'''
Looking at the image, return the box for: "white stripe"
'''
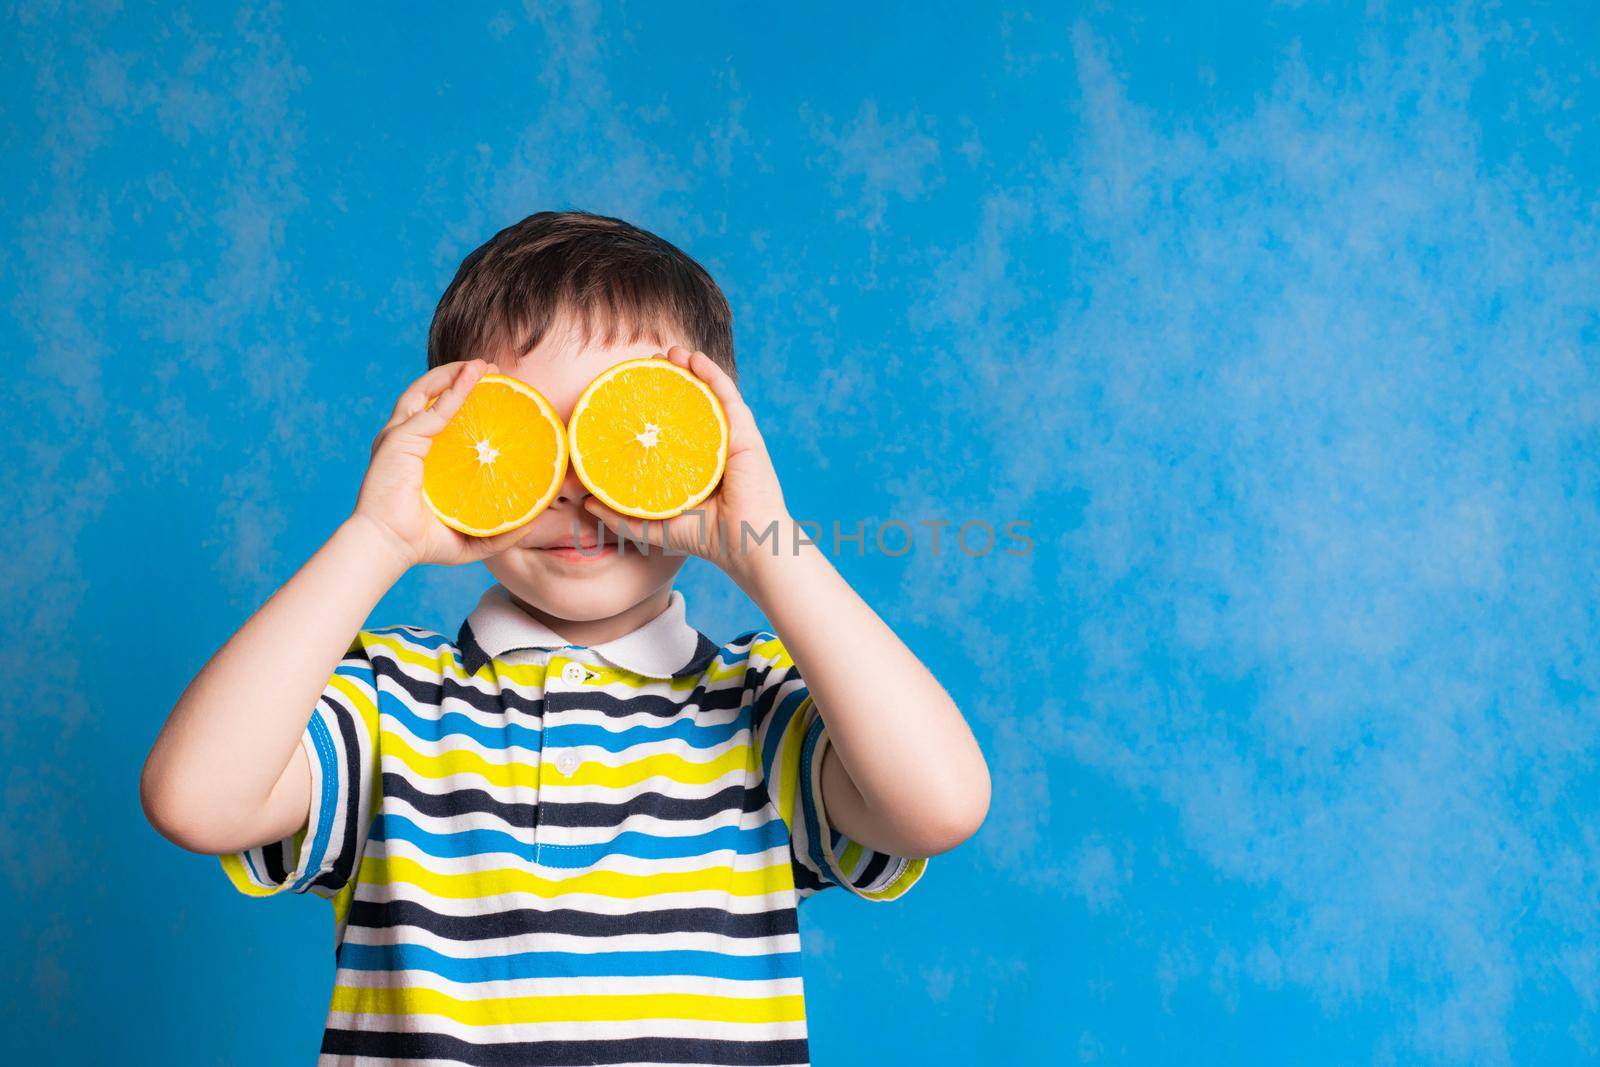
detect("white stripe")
[339,919,802,960]
[322,1007,810,1047]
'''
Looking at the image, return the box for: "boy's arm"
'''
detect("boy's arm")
[581,346,991,861]
[140,514,412,855]
[730,540,991,859]
[141,357,532,857]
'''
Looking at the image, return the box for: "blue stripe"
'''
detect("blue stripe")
[372,813,788,867]
[378,691,542,749]
[242,847,265,886]
[290,712,342,892]
[338,941,801,982]
[543,719,745,753]
[374,689,744,754]
[758,685,810,786]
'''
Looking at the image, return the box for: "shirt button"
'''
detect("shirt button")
[556,752,578,774]
[561,663,587,685]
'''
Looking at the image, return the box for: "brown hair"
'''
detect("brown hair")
[427,210,735,380]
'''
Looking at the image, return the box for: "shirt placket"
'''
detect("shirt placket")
[535,650,597,864]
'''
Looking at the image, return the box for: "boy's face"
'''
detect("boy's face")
[479,312,690,626]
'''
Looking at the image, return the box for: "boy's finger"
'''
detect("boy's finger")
[385,360,476,432]
[402,359,486,437]
[582,499,669,551]
[479,518,540,551]
[686,350,755,434]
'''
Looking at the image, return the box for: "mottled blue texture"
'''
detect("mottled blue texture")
[4,3,1598,1064]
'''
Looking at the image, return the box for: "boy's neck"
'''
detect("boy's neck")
[505,584,676,649]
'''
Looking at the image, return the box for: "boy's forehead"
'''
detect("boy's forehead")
[489,316,683,415]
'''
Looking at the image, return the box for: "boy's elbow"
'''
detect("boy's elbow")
[946,757,992,847]
[941,790,992,852]
[918,718,991,855]
[915,774,991,856]
[140,758,223,854]
[140,760,189,848]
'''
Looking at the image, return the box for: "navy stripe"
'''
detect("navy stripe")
[373,651,540,718]
[311,690,367,894]
[798,714,835,888]
[559,688,743,720]
[544,781,770,828]
[261,837,288,885]
[345,896,798,942]
[383,772,539,831]
[322,1027,809,1067]
[855,848,891,889]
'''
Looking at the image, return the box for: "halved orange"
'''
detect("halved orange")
[567,357,728,519]
[422,373,568,536]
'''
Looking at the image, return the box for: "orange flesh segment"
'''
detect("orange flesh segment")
[571,360,726,518]
[422,375,567,536]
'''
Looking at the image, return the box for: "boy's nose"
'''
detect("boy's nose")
[553,466,589,507]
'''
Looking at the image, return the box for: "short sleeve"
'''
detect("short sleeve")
[746,633,929,903]
[217,632,382,901]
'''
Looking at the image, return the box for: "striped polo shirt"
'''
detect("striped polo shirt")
[219,582,928,1066]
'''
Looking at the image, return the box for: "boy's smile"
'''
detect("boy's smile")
[478,310,691,645]
[529,521,618,562]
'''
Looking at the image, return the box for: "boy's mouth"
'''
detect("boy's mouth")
[533,526,619,561]
[538,541,618,562]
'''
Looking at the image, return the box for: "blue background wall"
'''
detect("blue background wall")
[5,2,1599,1063]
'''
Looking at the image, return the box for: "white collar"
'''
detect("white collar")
[456,583,716,680]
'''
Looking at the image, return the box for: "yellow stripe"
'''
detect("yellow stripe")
[359,854,794,901]
[377,728,752,791]
[330,985,805,1026]
[361,629,457,676]
[217,819,310,896]
[772,696,813,833]
[750,636,792,669]
[218,853,276,897]
[863,856,928,900]
[332,880,357,929]
[703,657,747,685]
[379,729,537,790]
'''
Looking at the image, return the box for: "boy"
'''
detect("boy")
[142,210,991,1066]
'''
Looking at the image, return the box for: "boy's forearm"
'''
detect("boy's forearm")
[729,533,990,856]
[142,513,412,846]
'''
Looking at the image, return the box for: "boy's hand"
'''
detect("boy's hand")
[352,358,541,569]
[582,346,791,581]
